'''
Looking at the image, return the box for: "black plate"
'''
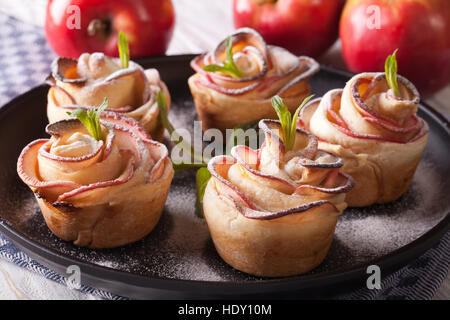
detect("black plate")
[0,55,449,299]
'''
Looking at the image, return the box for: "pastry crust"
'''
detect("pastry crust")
[188,28,319,133]
[203,120,353,277]
[17,112,174,248]
[299,73,428,207]
[46,53,171,141]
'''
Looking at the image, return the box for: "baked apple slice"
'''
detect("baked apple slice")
[202,96,353,277]
[189,28,319,133]
[46,32,170,141]
[299,51,428,206]
[17,102,173,248]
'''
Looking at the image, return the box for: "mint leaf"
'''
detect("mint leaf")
[118,31,130,69]
[203,36,244,79]
[271,95,293,149]
[203,64,241,78]
[157,91,175,135]
[290,94,314,144]
[385,49,401,98]
[67,98,108,141]
[94,97,108,140]
[195,167,211,218]
[271,95,314,151]
[157,91,208,170]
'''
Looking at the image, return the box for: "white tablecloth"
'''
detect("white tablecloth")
[0,0,448,300]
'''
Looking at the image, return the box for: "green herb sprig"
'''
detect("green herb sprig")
[118,31,130,69]
[157,91,212,217]
[67,98,108,141]
[157,91,208,172]
[271,95,314,151]
[203,36,244,79]
[385,49,401,98]
[195,167,211,218]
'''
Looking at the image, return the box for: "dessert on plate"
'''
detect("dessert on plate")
[17,104,174,248]
[202,96,353,277]
[46,51,170,141]
[188,28,319,133]
[299,52,428,207]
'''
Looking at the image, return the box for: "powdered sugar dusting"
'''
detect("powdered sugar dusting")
[318,156,449,270]
[337,158,445,257]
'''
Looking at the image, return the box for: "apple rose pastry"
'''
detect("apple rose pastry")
[203,116,353,277]
[188,28,319,133]
[17,109,174,248]
[46,52,170,141]
[299,53,428,207]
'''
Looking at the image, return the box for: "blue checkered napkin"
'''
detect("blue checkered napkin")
[1,229,449,300]
[0,13,449,300]
[0,233,126,300]
[338,231,450,300]
[0,14,55,106]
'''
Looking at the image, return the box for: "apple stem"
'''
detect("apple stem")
[255,0,277,4]
[87,19,111,37]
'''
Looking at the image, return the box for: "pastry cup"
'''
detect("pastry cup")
[203,120,353,277]
[17,112,174,248]
[188,28,319,133]
[46,53,171,141]
[299,73,428,207]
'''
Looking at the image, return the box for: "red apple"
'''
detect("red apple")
[340,0,450,95]
[45,0,175,58]
[233,0,345,58]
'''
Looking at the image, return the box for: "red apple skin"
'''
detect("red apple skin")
[45,0,175,58]
[233,0,345,58]
[340,0,450,95]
